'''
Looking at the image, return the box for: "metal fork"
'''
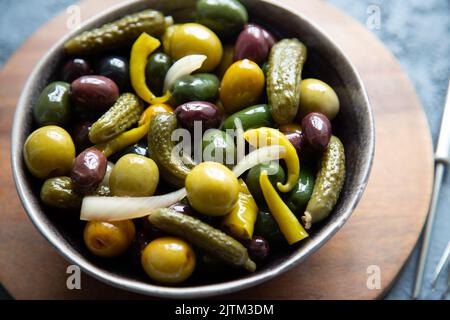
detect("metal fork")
[431,242,450,299]
[413,79,450,299]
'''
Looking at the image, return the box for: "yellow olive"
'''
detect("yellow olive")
[298,78,340,120]
[163,23,223,72]
[219,59,265,114]
[109,154,159,197]
[23,125,75,179]
[141,236,196,284]
[84,220,135,258]
[186,162,239,216]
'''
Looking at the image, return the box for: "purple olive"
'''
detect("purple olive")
[301,112,332,151]
[261,27,276,48]
[174,101,224,133]
[71,148,107,195]
[279,125,304,153]
[71,121,93,154]
[284,132,304,153]
[246,236,270,262]
[61,58,92,83]
[234,23,276,65]
[70,75,119,112]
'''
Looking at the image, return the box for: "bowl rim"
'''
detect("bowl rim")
[11,0,375,298]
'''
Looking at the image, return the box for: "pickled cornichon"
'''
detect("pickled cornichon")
[222,104,273,131]
[302,136,345,229]
[148,112,195,187]
[148,208,256,272]
[267,39,307,125]
[94,103,168,157]
[171,73,220,105]
[64,9,169,55]
[89,93,143,144]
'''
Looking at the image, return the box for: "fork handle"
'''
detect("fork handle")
[435,79,450,165]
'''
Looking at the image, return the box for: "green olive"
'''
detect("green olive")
[146,52,172,96]
[84,220,136,258]
[299,78,340,120]
[141,236,196,284]
[109,154,159,197]
[171,73,219,105]
[284,166,315,214]
[186,162,239,216]
[201,129,236,167]
[23,126,75,179]
[222,104,273,131]
[245,161,286,205]
[40,176,82,210]
[163,23,223,72]
[196,0,248,36]
[254,209,284,246]
[33,81,71,126]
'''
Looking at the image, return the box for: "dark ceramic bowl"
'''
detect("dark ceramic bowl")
[11,0,374,298]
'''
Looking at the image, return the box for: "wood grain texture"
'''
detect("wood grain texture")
[0,0,434,299]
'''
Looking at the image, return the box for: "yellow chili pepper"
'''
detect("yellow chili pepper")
[96,104,174,157]
[222,179,258,241]
[95,124,149,158]
[259,170,308,245]
[243,127,300,193]
[130,33,171,105]
[139,103,173,126]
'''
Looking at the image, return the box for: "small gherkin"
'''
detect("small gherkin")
[148,112,195,188]
[89,93,143,144]
[64,9,168,55]
[149,208,257,272]
[267,38,307,125]
[302,135,346,229]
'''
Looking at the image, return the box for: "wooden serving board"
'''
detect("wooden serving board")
[0,0,434,299]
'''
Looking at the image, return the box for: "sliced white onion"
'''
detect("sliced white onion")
[163,54,207,92]
[80,188,187,221]
[99,161,114,188]
[81,137,285,221]
[232,145,286,177]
